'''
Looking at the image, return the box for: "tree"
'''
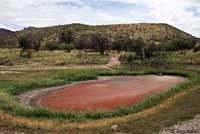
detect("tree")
[112,36,125,53]
[130,38,158,59]
[59,29,74,44]
[74,34,90,50]
[59,29,75,52]
[17,34,32,57]
[165,39,196,52]
[90,33,109,55]
[112,35,134,53]
[144,41,158,58]
[31,32,43,52]
[132,38,146,59]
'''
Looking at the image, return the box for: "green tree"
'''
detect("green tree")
[59,29,75,52]
[165,39,196,52]
[112,40,123,53]
[132,38,146,59]
[74,34,90,50]
[145,41,158,58]
[112,35,137,52]
[31,32,43,52]
[90,33,109,55]
[17,34,32,58]
[59,29,74,44]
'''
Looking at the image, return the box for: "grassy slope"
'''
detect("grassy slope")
[1,48,200,67]
[168,51,200,65]
[0,49,110,66]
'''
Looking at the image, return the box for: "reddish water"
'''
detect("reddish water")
[37,75,185,112]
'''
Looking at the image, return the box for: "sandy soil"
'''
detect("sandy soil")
[106,54,121,68]
[21,75,185,112]
[159,115,200,134]
[0,71,21,74]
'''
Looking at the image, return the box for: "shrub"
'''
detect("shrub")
[165,39,196,52]
[59,43,75,52]
[90,33,110,55]
[44,41,60,51]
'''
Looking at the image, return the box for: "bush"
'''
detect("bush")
[150,56,171,69]
[120,52,172,70]
[45,41,60,51]
[120,53,143,70]
[165,39,196,51]
[44,42,75,51]
[59,43,75,52]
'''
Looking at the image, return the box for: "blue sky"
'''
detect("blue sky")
[0,0,200,37]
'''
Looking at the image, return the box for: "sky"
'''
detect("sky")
[0,0,200,37]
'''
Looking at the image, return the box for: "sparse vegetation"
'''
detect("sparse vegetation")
[0,23,198,51]
[0,49,110,66]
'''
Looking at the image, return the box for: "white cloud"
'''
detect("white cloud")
[0,24,15,31]
[0,0,200,37]
[95,0,200,37]
[144,0,200,37]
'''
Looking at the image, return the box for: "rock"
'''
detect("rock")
[159,115,200,134]
[0,59,14,66]
[111,125,119,132]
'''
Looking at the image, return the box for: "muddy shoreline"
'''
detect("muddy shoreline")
[17,75,186,112]
[17,76,114,107]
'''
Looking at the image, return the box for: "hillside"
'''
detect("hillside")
[0,23,198,47]
[0,28,14,36]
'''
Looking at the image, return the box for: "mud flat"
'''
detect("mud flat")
[18,75,185,112]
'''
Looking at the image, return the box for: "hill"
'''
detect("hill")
[0,23,198,48]
[0,28,15,36]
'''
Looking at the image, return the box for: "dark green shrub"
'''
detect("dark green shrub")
[59,43,75,52]
[45,41,60,51]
